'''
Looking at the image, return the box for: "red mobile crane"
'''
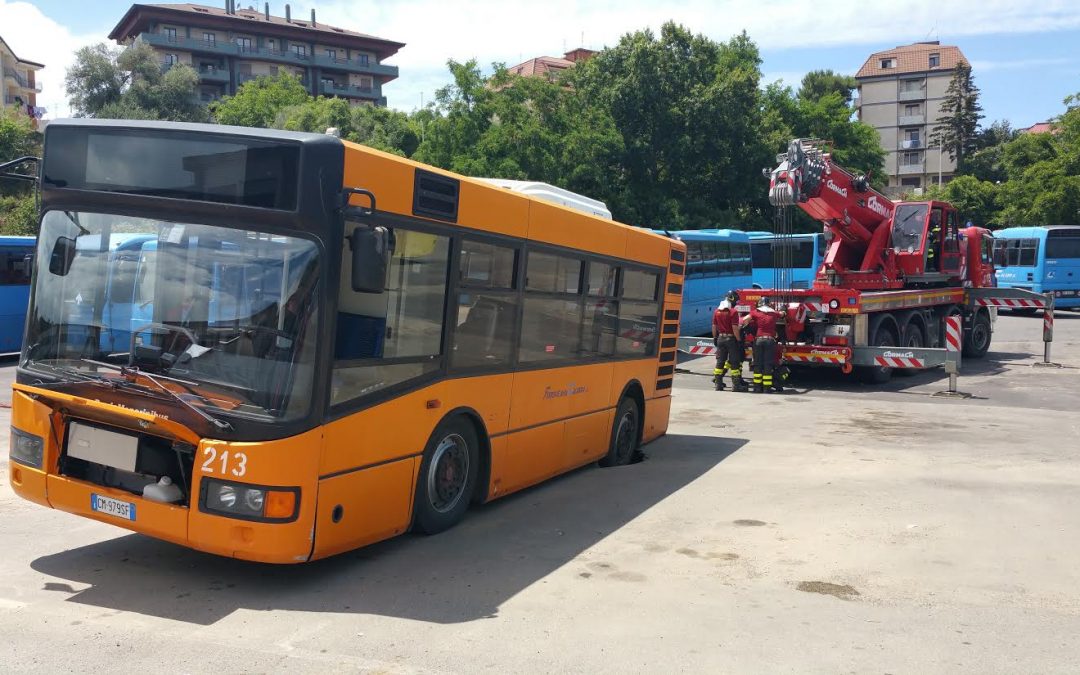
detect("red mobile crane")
[738,139,1002,382]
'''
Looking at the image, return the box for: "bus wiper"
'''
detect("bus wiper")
[81,359,234,432]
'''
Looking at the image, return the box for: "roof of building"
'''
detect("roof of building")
[855,41,966,79]
[508,55,575,78]
[0,34,45,68]
[108,3,405,58]
[1021,122,1055,134]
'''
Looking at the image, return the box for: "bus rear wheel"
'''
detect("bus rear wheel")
[414,417,480,535]
[600,397,641,467]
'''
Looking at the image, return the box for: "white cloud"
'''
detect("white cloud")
[313,0,1080,110]
[0,0,105,119]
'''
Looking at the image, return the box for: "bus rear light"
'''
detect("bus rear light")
[10,428,44,469]
[200,478,299,523]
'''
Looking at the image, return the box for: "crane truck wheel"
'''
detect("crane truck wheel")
[861,315,900,384]
[897,318,926,377]
[963,310,992,358]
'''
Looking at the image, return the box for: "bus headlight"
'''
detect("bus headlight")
[200,478,298,522]
[10,428,44,468]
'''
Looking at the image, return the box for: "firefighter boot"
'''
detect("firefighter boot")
[762,374,775,393]
[713,368,726,391]
[752,373,764,393]
[732,374,749,392]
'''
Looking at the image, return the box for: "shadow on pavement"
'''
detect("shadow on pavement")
[31,432,744,626]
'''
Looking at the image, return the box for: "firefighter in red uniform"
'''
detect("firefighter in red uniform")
[741,297,781,393]
[711,290,748,392]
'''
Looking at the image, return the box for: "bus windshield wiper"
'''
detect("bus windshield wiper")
[80,359,234,432]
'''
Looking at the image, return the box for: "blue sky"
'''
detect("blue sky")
[4,0,1079,128]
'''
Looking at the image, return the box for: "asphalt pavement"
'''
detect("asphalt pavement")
[0,312,1078,674]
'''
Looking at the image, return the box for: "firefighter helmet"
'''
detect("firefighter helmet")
[726,290,739,304]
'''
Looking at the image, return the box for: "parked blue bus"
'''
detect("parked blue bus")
[0,236,36,353]
[655,229,752,335]
[992,226,1080,310]
[746,231,825,290]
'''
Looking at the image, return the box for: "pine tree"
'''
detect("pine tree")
[928,62,983,171]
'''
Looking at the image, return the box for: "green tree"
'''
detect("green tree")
[569,25,770,229]
[211,72,312,128]
[928,62,983,170]
[0,106,41,234]
[797,69,858,106]
[934,175,1000,227]
[65,41,207,121]
[274,96,421,156]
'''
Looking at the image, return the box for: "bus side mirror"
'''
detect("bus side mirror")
[49,236,77,276]
[349,226,393,294]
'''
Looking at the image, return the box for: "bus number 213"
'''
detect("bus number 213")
[201,447,248,477]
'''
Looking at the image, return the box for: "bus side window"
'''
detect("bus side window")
[1019,238,1038,266]
[332,226,451,407]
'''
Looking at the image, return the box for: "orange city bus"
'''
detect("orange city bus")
[8,119,685,563]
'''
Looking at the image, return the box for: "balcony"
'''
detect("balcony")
[901,139,922,150]
[139,33,398,80]
[898,114,925,125]
[897,161,925,175]
[3,68,42,92]
[898,88,925,102]
[197,68,230,83]
[320,81,383,102]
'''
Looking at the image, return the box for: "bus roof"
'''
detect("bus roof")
[658,229,750,242]
[0,236,35,246]
[995,226,1080,239]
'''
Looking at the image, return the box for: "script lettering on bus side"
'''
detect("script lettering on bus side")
[543,383,588,400]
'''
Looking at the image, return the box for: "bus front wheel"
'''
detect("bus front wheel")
[414,417,480,535]
[600,397,641,467]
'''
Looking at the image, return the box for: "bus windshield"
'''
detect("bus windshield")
[24,211,320,422]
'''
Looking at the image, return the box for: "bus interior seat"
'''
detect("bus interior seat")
[335,313,386,360]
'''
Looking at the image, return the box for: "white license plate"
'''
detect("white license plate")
[90,494,137,521]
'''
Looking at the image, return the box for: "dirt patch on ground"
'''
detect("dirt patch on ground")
[796,581,860,600]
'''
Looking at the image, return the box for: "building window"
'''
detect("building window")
[880,58,896,69]
[901,177,921,188]
[291,44,307,58]
[900,78,924,93]
[267,39,276,51]
[163,53,177,67]
[902,151,921,166]
[358,75,373,91]
[162,27,177,41]
[203,32,215,46]
[357,53,370,66]
[929,53,940,68]
[235,36,252,51]
[325,48,336,60]
[905,128,920,147]
[904,104,920,116]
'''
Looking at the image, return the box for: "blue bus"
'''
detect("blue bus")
[0,236,36,353]
[656,229,752,335]
[746,231,825,290]
[993,226,1080,310]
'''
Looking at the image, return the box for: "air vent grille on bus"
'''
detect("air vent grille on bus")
[413,169,460,222]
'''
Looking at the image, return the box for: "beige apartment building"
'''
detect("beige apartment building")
[109,2,403,107]
[1,34,45,122]
[855,41,968,196]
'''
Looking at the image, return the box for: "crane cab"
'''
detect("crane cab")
[890,200,963,282]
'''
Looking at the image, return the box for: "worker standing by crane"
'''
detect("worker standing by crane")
[712,290,748,392]
[741,297,781,393]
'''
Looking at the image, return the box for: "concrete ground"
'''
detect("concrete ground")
[0,312,1078,674]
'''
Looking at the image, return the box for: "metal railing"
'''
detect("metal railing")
[3,68,42,92]
[320,81,381,98]
[897,162,925,174]
[901,139,922,149]
[898,114,925,126]
[898,88,926,102]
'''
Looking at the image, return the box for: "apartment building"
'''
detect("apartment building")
[109,2,404,106]
[1,34,45,121]
[855,41,968,196]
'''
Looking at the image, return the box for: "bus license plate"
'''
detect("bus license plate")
[90,494,136,521]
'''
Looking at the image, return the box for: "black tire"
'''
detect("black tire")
[863,317,899,384]
[599,397,641,467]
[413,417,480,535]
[963,311,992,358]
[897,319,925,376]
[1011,308,1039,317]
